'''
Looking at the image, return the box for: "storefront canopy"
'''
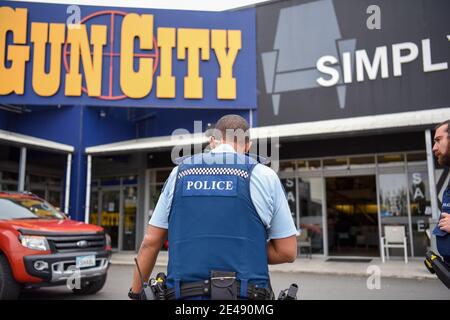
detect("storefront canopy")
[85,107,449,155]
[0,129,74,153]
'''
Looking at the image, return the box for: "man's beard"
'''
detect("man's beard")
[437,153,450,167]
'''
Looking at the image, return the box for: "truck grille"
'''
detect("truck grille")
[47,234,106,253]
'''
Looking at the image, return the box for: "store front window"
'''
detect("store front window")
[379,173,409,220]
[280,178,297,228]
[0,171,19,191]
[143,151,431,258]
[408,170,431,256]
[377,154,405,165]
[0,145,64,208]
[0,145,20,192]
[27,174,63,208]
[349,155,375,169]
[298,177,324,254]
[297,159,321,172]
[378,172,411,256]
[323,157,348,170]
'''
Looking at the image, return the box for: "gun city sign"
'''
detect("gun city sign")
[0,2,256,108]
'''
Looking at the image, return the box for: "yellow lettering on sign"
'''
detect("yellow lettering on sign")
[156,27,176,98]
[120,14,154,99]
[0,7,30,95]
[65,24,106,96]
[177,28,209,99]
[211,30,241,99]
[31,23,65,96]
[0,7,243,102]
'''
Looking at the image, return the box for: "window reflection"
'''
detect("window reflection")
[379,173,408,219]
[379,173,411,256]
[281,178,297,226]
[408,171,431,256]
[298,177,323,254]
[377,154,404,164]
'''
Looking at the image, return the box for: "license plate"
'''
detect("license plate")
[76,255,96,268]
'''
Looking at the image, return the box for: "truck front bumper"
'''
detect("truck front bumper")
[23,251,111,285]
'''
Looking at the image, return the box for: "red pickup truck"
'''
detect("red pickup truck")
[0,192,112,299]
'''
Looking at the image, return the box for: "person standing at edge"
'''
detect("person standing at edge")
[129,114,298,300]
[432,119,450,263]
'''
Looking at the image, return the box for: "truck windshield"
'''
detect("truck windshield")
[0,197,65,220]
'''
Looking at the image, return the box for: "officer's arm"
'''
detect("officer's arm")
[131,225,167,294]
[267,235,297,264]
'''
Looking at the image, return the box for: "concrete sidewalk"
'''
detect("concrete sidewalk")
[110,251,436,280]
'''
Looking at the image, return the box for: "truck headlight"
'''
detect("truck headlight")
[19,235,50,251]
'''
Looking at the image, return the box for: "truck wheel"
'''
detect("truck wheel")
[72,274,107,295]
[0,254,21,300]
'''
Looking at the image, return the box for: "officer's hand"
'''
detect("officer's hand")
[438,212,450,233]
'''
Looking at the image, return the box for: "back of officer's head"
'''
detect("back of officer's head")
[434,120,450,136]
[212,114,251,152]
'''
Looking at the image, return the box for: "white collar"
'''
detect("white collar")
[210,143,236,153]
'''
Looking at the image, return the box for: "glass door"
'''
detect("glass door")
[326,175,379,256]
[101,189,120,250]
[122,186,137,251]
[298,176,324,254]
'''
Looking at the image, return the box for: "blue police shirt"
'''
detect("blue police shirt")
[149,143,299,240]
[432,182,450,259]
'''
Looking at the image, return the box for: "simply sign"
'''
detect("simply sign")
[0,1,256,108]
[257,0,450,125]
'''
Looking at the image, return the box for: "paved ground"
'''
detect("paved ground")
[111,251,438,280]
[19,265,450,300]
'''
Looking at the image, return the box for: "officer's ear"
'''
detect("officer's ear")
[209,136,217,149]
[245,140,252,153]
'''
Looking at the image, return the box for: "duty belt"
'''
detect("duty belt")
[164,279,274,300]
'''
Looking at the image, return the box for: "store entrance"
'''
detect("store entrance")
[89,179,138,251]
[326,175,379,256]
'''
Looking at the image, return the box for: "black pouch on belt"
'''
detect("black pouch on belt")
[210,270,238,300]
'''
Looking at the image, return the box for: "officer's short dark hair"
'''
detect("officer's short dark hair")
[214,114,250,144]
[434,120,450,136]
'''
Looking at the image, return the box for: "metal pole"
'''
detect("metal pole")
[425,129,439,252]
[295,173,300,231]
[84,155,92,224]
[18,147,27,192]
[64,153,72,214]
[404,155,415,257]
[321,163,329,257]
[375,155,385,260]
[118,177,124,251]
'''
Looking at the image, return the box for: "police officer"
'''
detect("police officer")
[432,119,450,263]
[129,114,298,300]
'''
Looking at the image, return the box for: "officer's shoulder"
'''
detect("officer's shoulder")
[252,163,279,180]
